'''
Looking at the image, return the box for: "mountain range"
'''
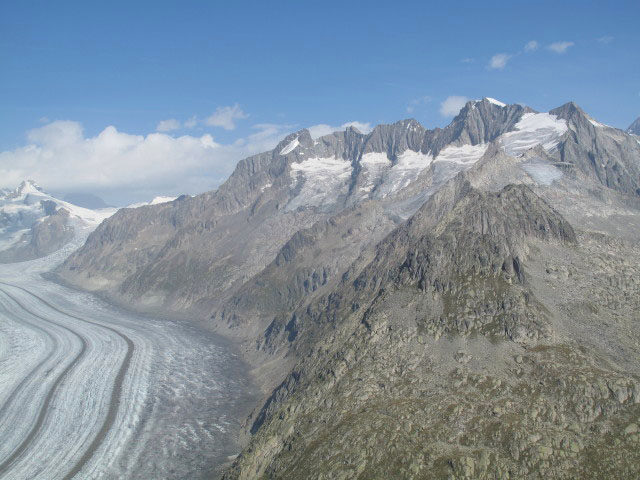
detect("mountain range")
[46,99,640,478]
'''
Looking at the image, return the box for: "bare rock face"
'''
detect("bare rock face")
[551,102,640,196]
[212,201,398,344]
[627,116,640,135]
[0,207,74,263]
[223,170,640,480]
[428,98,531,155]
[55,101,532,314]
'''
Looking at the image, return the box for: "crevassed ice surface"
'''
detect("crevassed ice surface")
[435,143,488,164]
[373,150,434,198]
[358,150,434,198]
[358,152,391,194]
[0,237,257,479]
[500,112,568,156]
[288,149,436,209]
[287,156,352,210]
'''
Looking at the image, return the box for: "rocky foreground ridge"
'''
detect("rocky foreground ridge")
[56,100,640,478]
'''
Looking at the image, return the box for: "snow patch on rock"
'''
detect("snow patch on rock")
[287,157,352,210]
[358,150,434,198]
[500,113,568,156]
[486,97,507,107]
[280,137,300,156]
[521,160,564,185]
[435,144,488,165]
[127,196,178,209]
[376,150,434,197]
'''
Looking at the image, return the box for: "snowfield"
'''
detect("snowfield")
[500,112,568,156]
[0,239,256,479]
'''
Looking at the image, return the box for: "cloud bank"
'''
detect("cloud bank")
[0,121,226,202]
[0,117,373,204]
[440,96,469,117]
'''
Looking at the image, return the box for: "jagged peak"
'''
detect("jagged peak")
[455,98,518,123]
[276,129,313,156]
[3,179,47,200]
[18,179,44,193]
[626,117,640,135]
[550,102,617,130]
[549,101,587,121]
[368,117,425,134]
[344,125,361,134]
[470,97,508,108]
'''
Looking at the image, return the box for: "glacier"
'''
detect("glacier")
[0,240,257,479]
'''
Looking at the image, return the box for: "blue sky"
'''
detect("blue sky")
[1,0,638,203]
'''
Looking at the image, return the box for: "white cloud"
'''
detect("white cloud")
[597,36,613,44]
[439,96,469,117]
[488,53,512,69]
[0,119,297,203]
[205,103,248,130]
[0,121,220,197]
[239,123,296,150]
[548,41,574,54]
[156,118,181,132]
[184,116,197,128]
[524,40,539,52]
[307,121,373,139]
[0,115,375,203]
[461,58,474,64]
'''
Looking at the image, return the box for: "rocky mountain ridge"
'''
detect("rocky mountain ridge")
[52,99,640,478]
[56,98,600,314]
[220,122,640,480]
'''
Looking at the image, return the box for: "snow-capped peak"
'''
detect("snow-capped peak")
[485,97,507,107]
[7,179,46,199]
[0,181,119,257]
[20,179,44,191]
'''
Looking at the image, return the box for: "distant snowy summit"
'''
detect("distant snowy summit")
[0,180,118,263]
[125,196,180,209]
[0,180,179,263]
